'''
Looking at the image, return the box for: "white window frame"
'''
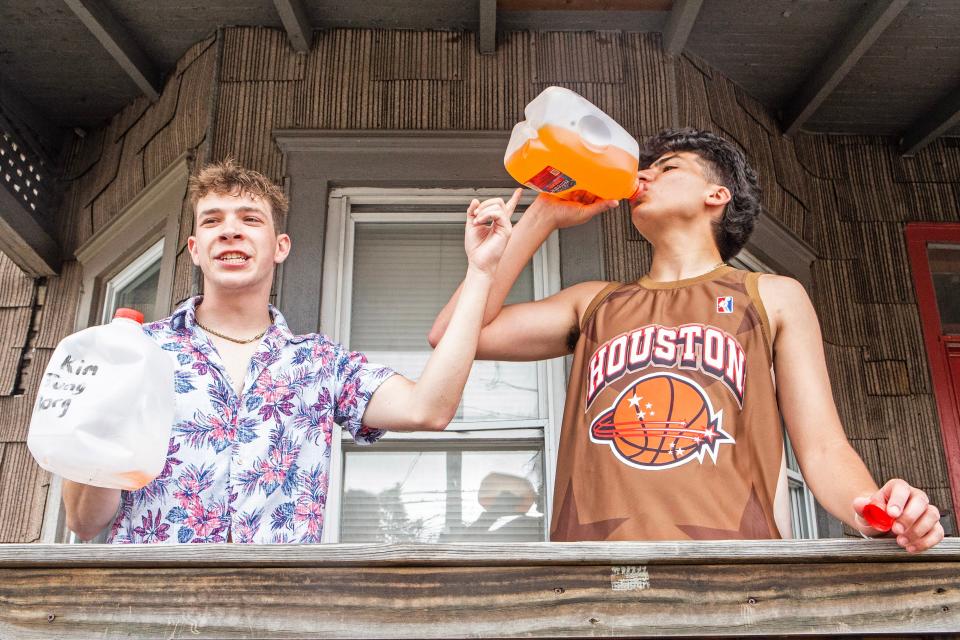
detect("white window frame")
[100,238,165,324]
[39,154,189,543]
[319,187,565,543]
[732,248,819,539]
[72,157,187,330]
[784,431,819,539]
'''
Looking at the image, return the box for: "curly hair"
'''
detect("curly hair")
[638,128,761,261]
[188,159,288,232]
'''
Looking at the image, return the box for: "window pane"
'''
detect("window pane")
[104,242,163,324]
[351,222,539,421]
[784,428,799,472]
[112,259,161,322]
[789,479,813,539]
[929,243,960,334]
[342,447,544,543]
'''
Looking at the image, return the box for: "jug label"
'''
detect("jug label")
[525,166,576,193]
[35,355,100,418]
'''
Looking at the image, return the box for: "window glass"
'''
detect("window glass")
[102,240,164,323]
[112,260,161,321]
[928,243,960,334]
[342,447,544,543]
[351,222,539,422]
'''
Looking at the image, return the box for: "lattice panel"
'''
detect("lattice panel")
[0,131,45,214]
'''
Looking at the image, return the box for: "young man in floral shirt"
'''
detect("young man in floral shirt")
[62,160,512,543]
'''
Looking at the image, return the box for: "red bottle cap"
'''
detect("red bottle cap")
[862,501,895,532]
[114,308,145,324]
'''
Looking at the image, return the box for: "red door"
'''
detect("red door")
[906,224,960,508]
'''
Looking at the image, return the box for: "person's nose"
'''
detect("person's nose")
[218,214,243,239]
[637,167,655,182]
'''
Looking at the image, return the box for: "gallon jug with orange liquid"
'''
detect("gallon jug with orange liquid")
[504,86,642,201]
[27,308,175,491]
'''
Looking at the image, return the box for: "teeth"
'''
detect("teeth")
[218,253,248,263]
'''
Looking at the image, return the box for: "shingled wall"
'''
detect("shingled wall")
[0,27,956,541]
[0,33,218,542]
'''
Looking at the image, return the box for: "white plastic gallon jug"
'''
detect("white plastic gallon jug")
[27,308,175,490]
[504,86,642,201]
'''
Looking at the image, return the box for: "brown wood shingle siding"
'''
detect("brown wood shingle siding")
[0,265,47,538]
[0,26,957,542]
[0,444,49,542]
[0,252,35,397]
[0,34,218,542]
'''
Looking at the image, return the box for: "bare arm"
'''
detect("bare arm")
[427,190,618,360]
[470,280,610,361]
[61,480,120,541]
[361,200,511,432]
[762,275,943,551]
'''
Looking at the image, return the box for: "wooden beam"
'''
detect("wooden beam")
[1,541,959,637]
[3,539,960,568]
[781,0,909,136]
[0,186,60,277]
[272,0,312,53]
[62,0,161,101]
[478,0,497,55]
[662,0,702,57]
[899,85,960,157]
[499,0,672,9]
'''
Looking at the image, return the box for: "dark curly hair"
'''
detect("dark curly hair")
[638,128,761,261]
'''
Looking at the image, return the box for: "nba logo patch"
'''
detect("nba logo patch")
[716,296,734,313]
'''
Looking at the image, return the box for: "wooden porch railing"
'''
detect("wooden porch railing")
[1,539,959,637]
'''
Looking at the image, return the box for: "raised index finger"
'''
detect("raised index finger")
[505,188,523,214]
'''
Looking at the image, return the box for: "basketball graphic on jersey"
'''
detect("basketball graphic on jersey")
[590,372,733,470]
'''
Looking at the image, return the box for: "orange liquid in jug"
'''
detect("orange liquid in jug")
[505,124,640,201]
[117,470,157,490]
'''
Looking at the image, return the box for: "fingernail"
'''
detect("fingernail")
[888,505,901,516]
[897,536,908,545]
[906,545,916,553]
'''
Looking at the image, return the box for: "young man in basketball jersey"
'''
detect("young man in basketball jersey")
[62,160,512,543]
[430,129,944,552]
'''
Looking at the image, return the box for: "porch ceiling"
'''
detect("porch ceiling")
[0,0,958,147]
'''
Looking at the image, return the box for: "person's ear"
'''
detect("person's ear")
[706,185,731,208]
[274,234,292,264]
[187,236,201,266]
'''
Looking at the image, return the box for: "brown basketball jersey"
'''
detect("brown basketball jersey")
[550,265,791,541]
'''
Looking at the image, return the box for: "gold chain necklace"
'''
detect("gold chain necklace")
[195,319,269,344]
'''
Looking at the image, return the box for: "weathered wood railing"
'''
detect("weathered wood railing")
[2,539,959,637]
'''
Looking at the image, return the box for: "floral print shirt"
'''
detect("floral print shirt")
[108,296,394,544]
